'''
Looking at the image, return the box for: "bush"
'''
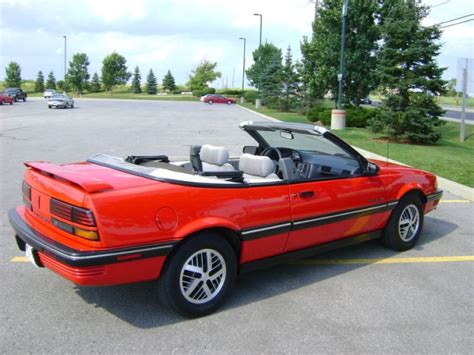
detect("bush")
[192,87,216,97]
[216,88,244,96]
[243,91,258,104]
[307,106,332,125]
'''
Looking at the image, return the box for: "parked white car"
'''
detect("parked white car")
[48,94,74,109]
[44,89,57,99]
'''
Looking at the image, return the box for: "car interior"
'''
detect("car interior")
[125,140,362,185]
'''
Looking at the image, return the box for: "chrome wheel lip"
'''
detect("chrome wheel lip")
[179,248,227,305]
[398,204,420,242]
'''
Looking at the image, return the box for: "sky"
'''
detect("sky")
[0,0,473,87]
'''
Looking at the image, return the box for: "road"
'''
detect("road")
[1,98,472,353]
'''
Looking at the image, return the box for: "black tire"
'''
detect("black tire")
[226,100,232,105]
[14,97,18,102]
[23,98,26,102]
[48,105,52,109]
[71,104,74,108]
[10,101,13,105]
[158,233,237,317]
[208,100,213,105]
[381,193,424,251]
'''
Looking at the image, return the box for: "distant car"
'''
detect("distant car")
[200,94,236,105]
[48,94,74,109]
[5,88,27,102]
[44,89,57,99]
[360,97,372,105]
[0,91,14,105]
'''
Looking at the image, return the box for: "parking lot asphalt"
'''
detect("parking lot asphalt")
[1,98,473,353]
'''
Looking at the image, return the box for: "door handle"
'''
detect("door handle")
[299,191,315,198]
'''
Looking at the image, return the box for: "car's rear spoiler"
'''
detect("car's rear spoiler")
[24,161,113,193]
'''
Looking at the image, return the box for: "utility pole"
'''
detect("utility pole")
[239,37,246,103]
[460,59,467,142]
[63,35,67,92]
[331,0,349,130]
[253,13,263,108]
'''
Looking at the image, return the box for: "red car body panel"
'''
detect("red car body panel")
[202,95,236,104]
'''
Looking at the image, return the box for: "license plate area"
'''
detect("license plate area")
[25,243,41,268]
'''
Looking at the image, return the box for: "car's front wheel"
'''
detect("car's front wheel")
[208,100,213,105]
[158,234,237,317]
[48,105,52,109]
[226,100,232,105]
[382,193,424,251]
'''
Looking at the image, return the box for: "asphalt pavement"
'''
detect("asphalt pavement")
[1,98,472,353]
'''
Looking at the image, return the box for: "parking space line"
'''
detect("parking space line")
[440,200,471,203]
[11,256,29,262]
[291,256,474,265]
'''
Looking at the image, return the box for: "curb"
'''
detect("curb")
[238,104,474,201]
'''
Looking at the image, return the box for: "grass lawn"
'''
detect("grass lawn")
[239,103,474,187]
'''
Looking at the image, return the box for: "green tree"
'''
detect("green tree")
[246,43,283,108]
[281,46,300,111]
[131,66,142,94]
[57,80,65,92]
[45,71,56,89]
[146,69,157,95]
[89,72,101,93]
[66,53,90,94]
[162,70,176,92]
[5,62,22,87]
[300,0,379,106]
[34,71,45,92]
[369,0,446,144]
[446,78,457,97]
[101,52,131,91]
[187,60,221,90]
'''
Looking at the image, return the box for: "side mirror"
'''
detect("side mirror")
[243,145,258,155]
[366,162,380,175]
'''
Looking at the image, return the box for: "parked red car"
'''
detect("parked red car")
[9,122,442,317]
[200,94,236,105]
[0,91,14,105]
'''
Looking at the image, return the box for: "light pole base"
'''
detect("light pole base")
[331,109,346,130]
[240,96,245,104]
[255,99,262,109]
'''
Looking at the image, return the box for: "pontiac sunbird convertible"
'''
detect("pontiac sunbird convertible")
[9,121,442,317]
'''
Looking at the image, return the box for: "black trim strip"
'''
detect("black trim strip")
[241,201,397,240]
[9,209,176,267]
[240,230,382,273]
[241,222,292,241]
[426,189,443,202]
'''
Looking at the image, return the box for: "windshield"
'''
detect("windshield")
[258,129,352,158]
[51,95,65,99]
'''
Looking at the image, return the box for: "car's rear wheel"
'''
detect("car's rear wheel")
[382,193,424,251]
[208,100,213,105]
[23,98,26,102]
[48,105,52,109]
[10,101,13,105]
[226,100,232,105]
[158,234,237,317]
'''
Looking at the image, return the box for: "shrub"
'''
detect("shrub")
[307,106,332,125]
[345,107,377,128]
[243,91,258,104]
[216,88,244,96]
[192,87,216,97]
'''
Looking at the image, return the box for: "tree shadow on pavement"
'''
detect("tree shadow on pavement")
[74,215,457,328]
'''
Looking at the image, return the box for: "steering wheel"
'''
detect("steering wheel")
[261,147,283,175]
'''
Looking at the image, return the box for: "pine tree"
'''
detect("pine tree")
[35,71,45,92]
[131,66,142,94]
[5,62,22,87]
[300,0,379,106]
[369,0,446,143]
[45,71,56,89]
[89,73,101,92]
[162,70,176,93]
[281,46,300,111]
[146,69,157,95]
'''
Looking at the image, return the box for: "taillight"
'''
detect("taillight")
[22,181,32,211]
[50,198,99,241]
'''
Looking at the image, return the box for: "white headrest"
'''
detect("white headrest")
[239,154,275,177]
[199,145,229,166]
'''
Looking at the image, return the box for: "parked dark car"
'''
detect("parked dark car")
[5,88,27,102]
[0,91,14,105]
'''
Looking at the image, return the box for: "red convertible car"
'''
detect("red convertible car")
[9,121,442,317]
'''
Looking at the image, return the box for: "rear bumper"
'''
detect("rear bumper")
[9,208,175,285]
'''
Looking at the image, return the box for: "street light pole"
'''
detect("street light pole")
[253,13,263,108]
[337,0,349,110]
[63,35,67,91]
[239,37,246,103]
